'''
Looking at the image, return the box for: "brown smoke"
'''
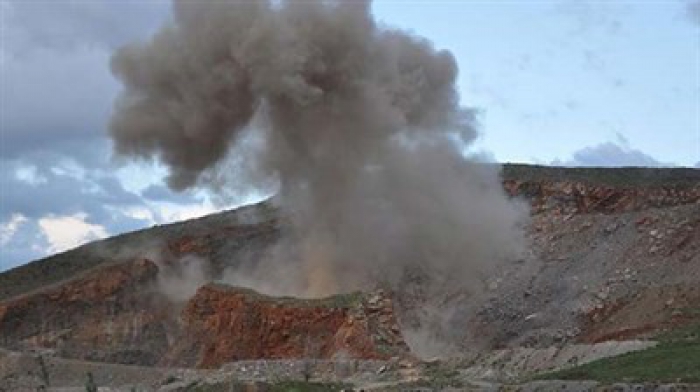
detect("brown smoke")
[109,0,526,342]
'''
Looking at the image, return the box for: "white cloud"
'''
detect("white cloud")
[553,134,672,167]
[115,162,169,194]
[121,206,157,225]
[14,165,47,185]
[38,213,109,253]
[154,202,220,223]
[49,158,87,180]
[1,214,28,246]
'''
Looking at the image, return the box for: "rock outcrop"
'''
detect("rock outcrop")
[0,259,175,365]
[1,165,698,371]
[167,284,408,368]
[504,179,700,215]
[0,260,409,368]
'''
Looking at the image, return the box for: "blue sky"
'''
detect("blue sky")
[1,0,699,270]
[374,1,699,165]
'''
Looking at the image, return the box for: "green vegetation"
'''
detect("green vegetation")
[180,380,351,392]
[537,322,700,383]
[181,381,228,392]
[37,355,49,387]
[402,363,464,389]
[268,381,352,392]
[209,283,365,309]
[84,372,98,392]
[162,375,181,385]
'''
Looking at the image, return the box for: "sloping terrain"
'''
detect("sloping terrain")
[0,164,699,390]
[0,202,281,302]
[0,260,407,369]
[0,259,173,366]
[466,169,700,350]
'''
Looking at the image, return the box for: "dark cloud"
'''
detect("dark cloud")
[1,49,116,158]
[0,1,227,270]
[4,1,168,54]
[1,1,169,159]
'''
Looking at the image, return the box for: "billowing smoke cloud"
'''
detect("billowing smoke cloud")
[109,0,525,326]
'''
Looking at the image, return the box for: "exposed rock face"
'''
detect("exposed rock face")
[0,261,408,368]
[0,259,174,366]
[0,202,281,302]
[504,179,700,215]
[579,284,700,343]
[467,197,700,351]
[0,165,698,369]
[167,285,408,368]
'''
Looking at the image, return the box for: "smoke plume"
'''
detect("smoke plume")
[110,0,525,307]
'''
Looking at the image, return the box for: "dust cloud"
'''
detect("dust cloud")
[110,0,527,356]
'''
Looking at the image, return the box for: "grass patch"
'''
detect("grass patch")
[537,323,700,383]
[181,380,350,392]
[402,363,463,389]
[182,381,228,392]
[208,283,365,309]
[656,321,700,343]
[269,381,351,392]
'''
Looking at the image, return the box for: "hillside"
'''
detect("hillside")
[0,202,281,302]
[3,164,698,302]
[0,164,699,391]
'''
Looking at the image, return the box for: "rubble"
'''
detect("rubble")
[462,340,656,381]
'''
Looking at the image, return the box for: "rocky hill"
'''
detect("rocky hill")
[0,257,407,369]
[0,164,698,390]
[473,165,700,349]
[173,285,407,367]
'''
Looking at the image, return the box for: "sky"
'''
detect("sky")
[0,0,699,271]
